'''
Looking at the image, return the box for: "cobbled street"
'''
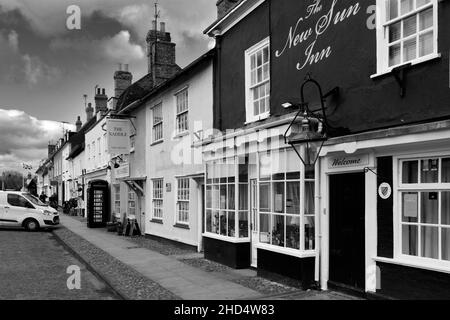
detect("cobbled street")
[0,228,118,300]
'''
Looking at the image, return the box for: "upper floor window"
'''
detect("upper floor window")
[152,103,163,142]
[245,37,270,123]
[377,0,438,73]
[175,89,189,134]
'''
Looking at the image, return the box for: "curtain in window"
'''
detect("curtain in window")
[286,182,300,215]
[442,158,450,182]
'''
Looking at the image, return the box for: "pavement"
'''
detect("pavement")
[56,214,362,300]
[0,229,118,300]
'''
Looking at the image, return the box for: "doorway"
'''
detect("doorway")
[329,172,365,291]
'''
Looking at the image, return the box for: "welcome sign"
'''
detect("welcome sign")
[328,154,369,169]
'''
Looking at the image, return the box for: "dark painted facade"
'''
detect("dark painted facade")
[214,0,450,133]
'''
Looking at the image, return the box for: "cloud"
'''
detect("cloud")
[0,109,75,173]
[100,30,145,62]
[0,29,61,85]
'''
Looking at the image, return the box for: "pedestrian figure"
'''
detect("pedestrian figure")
[39,191,47,204]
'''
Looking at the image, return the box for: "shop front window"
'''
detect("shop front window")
[205,157,249,239]
[258,149,314,252]
[399,157,450,262]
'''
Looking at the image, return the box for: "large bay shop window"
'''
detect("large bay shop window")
[205,157,249,239]
[399,156,450,264]
[259,149,315,252]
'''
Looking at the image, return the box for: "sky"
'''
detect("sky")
[0,0,216,173]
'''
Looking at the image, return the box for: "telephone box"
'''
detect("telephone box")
[87,180,109,228]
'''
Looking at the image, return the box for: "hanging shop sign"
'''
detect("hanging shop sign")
[328,154,369,169]
[115,162,130,179]
[378,182,392,200]
[106,119,130,156]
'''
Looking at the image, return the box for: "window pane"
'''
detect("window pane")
[403,38,417,62]
[213,185,220,208]
[388,0,399,20]
[206,186,212,208]
[227,212,235,237]
[421,192,438,224]
[421,159,439,183]
[304,216,315,250]
[442,158,450,183]
[239,211,248,238]
[419,8,433,30]
[259,213,270,243]
[286,149,301,178]
[402,192,418,223]
[286,182,300,215]
[417,0,431,8]
[442,228,450,261]
[421,226,438,259]
[402,160,418,183]
[239,184,248,210]
[442,192,450,225]
[220,211,227,236]
[228,184,235,210]
[304,181,314,215]
[272,215,285,247]
[403,15,417,37]
[220,185,227,209]
[419,31,433,57]
[389,22,401,43]
[400,0,414,15]
[212,211,219,234]
[273,182,284,213]
[402,225,418,256]
[286,216,300,250]
[259,183,271,212]
[206,210,212,232]
[389,44,401,67]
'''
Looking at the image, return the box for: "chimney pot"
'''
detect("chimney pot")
[124,64,129,72]
[102,88,106,95]
[152,20,157,30]
[160,22,166,33]
[118,63,122,71]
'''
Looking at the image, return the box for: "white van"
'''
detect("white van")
[0,191,60,231]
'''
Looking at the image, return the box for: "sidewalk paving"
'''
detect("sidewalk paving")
[56,214,361,300]
[57,215,262,300]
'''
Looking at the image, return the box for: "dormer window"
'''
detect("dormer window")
[245,37,270,123]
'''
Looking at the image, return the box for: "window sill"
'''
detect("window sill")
[370,53,441,79]
[202,232,250,243]
[256,243,316,259]
[150,140,164,146]
[174,223,190,230]
[374,256,450,274]
[150,218,163,224]
[173,131,189,139]
[245,112,270,125]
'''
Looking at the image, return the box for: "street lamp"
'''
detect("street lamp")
[284,76,336,167]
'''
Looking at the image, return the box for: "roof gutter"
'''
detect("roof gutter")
[204,0,249,35]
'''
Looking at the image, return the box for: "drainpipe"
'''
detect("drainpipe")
[314,157,321,284]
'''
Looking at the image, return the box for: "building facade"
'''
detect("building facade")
[202,0,450,298]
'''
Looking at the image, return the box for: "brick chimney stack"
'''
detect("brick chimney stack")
[94,87,108,115]
[146,21,180,86]
[113,63,132,110]
[75,116,82,132]
[217,0,240,19]
[86,102,94,121]
[48,144,56,157]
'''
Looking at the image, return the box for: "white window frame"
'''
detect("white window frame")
[374,0,439,77]
[128,188,136,216]
[152,103,163,143]
[176,177,190,225]
[175,88,189,135]
[152,178,164,220]
[244,37,270,124]
[113,184,120,215]
[394,152,450,272]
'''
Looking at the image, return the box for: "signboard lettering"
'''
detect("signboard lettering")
[328,154,369,169]
[275,0,361,70]
[106,119,130,156]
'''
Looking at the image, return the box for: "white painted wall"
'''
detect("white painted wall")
[145,60,213,248]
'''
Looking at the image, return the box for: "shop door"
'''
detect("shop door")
[250,179,258,267]
[329,172,365,291]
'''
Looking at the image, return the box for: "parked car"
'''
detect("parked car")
[0,191,60,231]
